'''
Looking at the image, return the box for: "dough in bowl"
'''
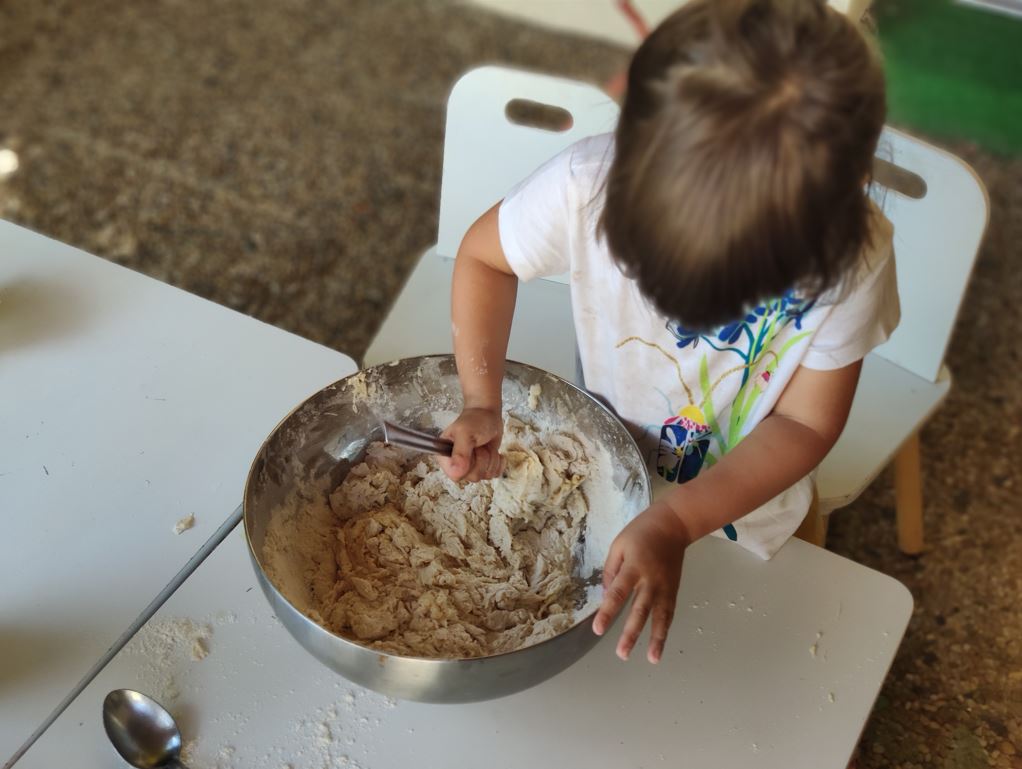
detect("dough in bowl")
[265,416,596,659]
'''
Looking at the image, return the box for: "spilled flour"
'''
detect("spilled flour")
[124,617,215,702]
[183,680,397,769]
[264,415,603,658]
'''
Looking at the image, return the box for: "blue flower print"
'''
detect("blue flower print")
[666,322,701,350]
[785,299,815,330]
[717,312,757,345]
[778,290,815,330]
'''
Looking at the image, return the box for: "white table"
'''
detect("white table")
[2,222,914,769]
[0,221,357,764]
[20,525,911,769]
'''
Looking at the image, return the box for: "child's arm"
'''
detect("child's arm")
[438,204,518,482]
[593,360,863,664]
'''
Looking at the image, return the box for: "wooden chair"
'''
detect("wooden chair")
[366,66,989,554]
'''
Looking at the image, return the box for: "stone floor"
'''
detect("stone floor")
[1,1,1019,767]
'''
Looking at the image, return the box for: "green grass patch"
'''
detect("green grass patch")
[876,0,1022,154]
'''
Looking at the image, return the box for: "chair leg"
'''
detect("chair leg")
[794,493,828,547]
[894,431,924,555]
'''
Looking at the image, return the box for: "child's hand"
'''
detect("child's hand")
[438,407,505,482]
[593,501,691,663]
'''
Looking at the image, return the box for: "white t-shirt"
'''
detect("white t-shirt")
[498,134,900,559]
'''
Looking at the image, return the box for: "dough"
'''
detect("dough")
[174,514,195,534]
[527,383,542,410]
[303,416,592,658]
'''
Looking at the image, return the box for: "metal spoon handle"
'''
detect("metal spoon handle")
[382,421,454,457]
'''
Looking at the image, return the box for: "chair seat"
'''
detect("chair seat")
[818,355,950,512]
[365,246,579,382]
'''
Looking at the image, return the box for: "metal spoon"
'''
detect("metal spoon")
[381,420,454,457]
[102,689,189,769]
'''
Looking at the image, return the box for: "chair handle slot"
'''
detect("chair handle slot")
[873,157,928,199]
[504,99,574,132]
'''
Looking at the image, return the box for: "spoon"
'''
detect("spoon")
[102,689,189,769]
[381,421,454,457]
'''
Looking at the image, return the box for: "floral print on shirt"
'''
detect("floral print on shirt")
[618,289,815,510]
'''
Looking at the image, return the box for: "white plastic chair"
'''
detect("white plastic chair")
[805,128,989,552]
[365,66,989,554]
[366,67,617,378]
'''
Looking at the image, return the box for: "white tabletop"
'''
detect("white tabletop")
[2,221,914,769]
[21,524,911,769]
[0,221,357,762]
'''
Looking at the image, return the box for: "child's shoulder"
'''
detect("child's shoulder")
[868,199,894,246]
[818,202,896,308]
[566,133,615,181]
[856,201,895,280]
[553,133,615,212]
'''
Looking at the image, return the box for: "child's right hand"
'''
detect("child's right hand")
[438,407,505,482]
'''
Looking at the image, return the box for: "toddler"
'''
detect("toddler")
[439,0,898,665]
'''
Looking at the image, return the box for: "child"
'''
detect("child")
[439,0,898,665]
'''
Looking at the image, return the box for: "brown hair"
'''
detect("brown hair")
[598,0,886,329]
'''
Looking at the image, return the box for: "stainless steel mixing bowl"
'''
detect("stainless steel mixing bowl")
[243,355,650,703]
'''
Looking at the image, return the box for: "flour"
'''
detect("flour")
[263,415,620,659]
[185,682,393,769]
[134,613,392,769]
[215,745,237,769]
[123,617,213,702]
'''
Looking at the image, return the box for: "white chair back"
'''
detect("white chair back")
[870,128,988,382]
[436,66,620,281]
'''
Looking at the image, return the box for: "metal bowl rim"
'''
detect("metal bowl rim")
[243,354,652,664]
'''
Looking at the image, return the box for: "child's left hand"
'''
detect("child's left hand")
[592,500,691,663]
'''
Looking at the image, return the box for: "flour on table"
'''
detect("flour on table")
[174,513,196,534]
[129,618,212,660]
[264,416,598,658]
[124,617,213,702]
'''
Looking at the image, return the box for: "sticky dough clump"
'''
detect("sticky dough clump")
[304,416,592,658]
